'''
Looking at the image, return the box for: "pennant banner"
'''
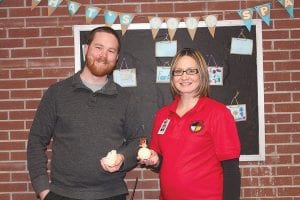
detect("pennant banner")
[67,1,81,16]
[104,10,118,27]
[148,16,163,40]
[238,8,254,32]
[48,0,63,16]
[255,3,271,26]
[85,6,101,24]
[30,1,295,38]
[203,15,218,38]
[166,17,180,40]
[277,0,294,18]
[185,17,199,40]
[31,0,42,10]
[119,13,135,35]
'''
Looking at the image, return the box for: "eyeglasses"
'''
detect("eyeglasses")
[172,68,199,76]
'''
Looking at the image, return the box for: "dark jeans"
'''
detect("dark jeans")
[44,191,126,200]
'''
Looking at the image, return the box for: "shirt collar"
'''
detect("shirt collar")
[72,72,118,95]
[168,96,207,115]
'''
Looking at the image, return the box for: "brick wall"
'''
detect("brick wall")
[0,0,299,199]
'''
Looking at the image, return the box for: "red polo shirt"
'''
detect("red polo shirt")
[150,96,241,200]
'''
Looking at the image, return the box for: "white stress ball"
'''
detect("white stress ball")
[104,150,117,166]
[138,147,151,160]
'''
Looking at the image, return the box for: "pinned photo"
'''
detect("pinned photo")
[226,104,247,121]
[156,66,170,83]
[208,66,223,86]
[155,40,177,57]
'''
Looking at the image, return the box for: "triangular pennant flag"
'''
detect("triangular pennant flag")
[166,17,180,40]
[203,15,218,38]
[277,0,294,18]
[104,10,118,27]
[148,16,163,39]
[119,13,135,36]
[85,5,101,24]
[255,3,271,26]
[238,8,254,32]
[31,0,42,10]
[184,17,199,40]
[67,1,81,16]
[48,0,63,16]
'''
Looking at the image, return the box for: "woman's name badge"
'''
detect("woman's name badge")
[158,119,170,135]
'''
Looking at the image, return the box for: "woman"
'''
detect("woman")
[140,48,241,200]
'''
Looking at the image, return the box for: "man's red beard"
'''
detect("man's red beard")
[85,56,115,77]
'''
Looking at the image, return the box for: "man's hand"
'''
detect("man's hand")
[39,189,50,200]
[100,153,124,173]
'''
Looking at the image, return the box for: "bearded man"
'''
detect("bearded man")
[27,26,143,200]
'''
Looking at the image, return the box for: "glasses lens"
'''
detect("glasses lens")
[186,69,199,75]
[172,69,183,76]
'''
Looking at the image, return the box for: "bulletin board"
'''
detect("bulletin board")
[73,19,265,161]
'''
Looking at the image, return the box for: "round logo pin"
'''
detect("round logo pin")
[190,120,204,133]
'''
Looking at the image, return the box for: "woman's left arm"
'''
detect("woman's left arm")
[222,158,241,200]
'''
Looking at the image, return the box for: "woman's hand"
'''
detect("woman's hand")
[138,149,160,166]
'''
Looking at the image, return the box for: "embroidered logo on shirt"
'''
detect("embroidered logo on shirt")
[190,120,204,133]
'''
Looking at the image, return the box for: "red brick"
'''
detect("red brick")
[278,144,300,154]
[0,59,26,68]
[0,183,27,192]
[44,47,74,57]
[277,124,300,133]
[0,39,24,48]
[0,121,24,131]
[264,93,291,102]
[262,30,289,39]
[0,111,8,120]
[291,30,300,39]
[0,194,9,200]
[276,82,300,92]
[41,27,73,37]
[0,162,26,171]
[26,37,57,47]
[264,71,290,82]
[141,3,174,13]
[9,7,40,17]
[11,90,42,99]
[0,80,25,89]
[10,131,29,140]
[265,134,291,143]
[278,187,300,197]
[9,28,39,38]
[0,141,25,151]
[9,110,36,120]
[27,79,57,89]
[274,41,300,50]
[209,1,239,10]
[11,151,27,161]
[13,193,38,200]
[0,101,24,110]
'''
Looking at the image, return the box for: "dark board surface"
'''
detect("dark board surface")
[77,23,262,157]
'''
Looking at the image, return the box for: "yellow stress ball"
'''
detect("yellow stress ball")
[138,147,151,160]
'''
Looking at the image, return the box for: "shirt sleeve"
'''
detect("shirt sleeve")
[118,92,144,171]
[27,86,57,195]
[210,105,241,161]
[149,111,162,155]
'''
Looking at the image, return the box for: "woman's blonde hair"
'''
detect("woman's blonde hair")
[170,48,210,98]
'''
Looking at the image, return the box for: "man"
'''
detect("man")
[27,26,143,200]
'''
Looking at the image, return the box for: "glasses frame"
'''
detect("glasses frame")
[172,68,199,76]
